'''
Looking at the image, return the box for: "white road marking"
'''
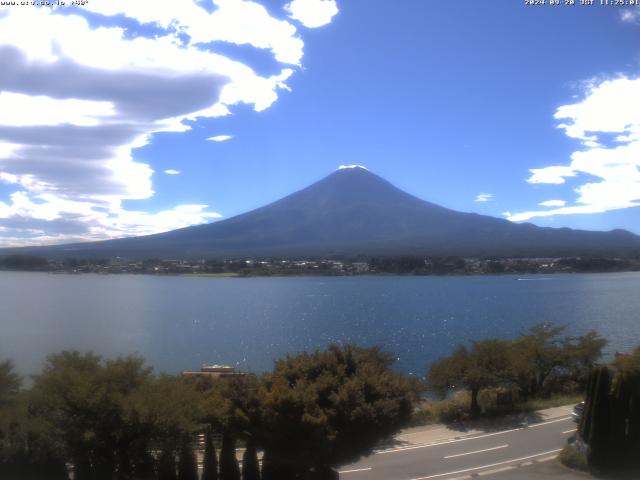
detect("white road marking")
[562,428,577,434]
[526,417,572,428]
[375,417,572,455]
[338,467,372,474]
[444,444,508,459]
[477,465,515,476]
[537,455,560,462]
[409,449,562,480]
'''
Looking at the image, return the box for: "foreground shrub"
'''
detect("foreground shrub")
[259,344,416,479]
[559,444,588,471]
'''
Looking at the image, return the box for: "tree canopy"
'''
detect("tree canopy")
[259,344,415,477]
[428,340,511,417]
[427,325,607,416]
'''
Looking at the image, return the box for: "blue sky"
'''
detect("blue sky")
[0,0,639,246]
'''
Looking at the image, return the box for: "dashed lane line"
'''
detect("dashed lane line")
[339,467,373,474]
[444,445,509,459]
[408,448,563,480]
[526,417,573,428]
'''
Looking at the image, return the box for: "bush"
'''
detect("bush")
[409,401,437,426]
[559,444,588,471]
[411,391,583,426]
[432,392,472,423]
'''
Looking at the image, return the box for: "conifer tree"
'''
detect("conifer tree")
[241,440,260,480]
[157,449,178,480]
[177,443,198,480]
[586,366,612,472]
[219,430,240,480]
[202,431,219,480]
[132,450,156,480]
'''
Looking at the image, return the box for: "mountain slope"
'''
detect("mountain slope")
[2,167,640,259]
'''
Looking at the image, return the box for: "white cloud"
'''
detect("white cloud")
[285,0,339,28]
[164,169,181,175]
[81,0,304,65]
[508,76,640,223]
[207,135,233,142]
[527,166,576,185]
[0,191,222,246]
[539,200,566,207]
[474,193,493,203]
[0,93,115,127]
[0,1,338,246]
[621,10,640,24]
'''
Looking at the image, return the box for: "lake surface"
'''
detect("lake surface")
[1,272,639,377]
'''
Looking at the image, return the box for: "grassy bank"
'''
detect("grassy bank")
[411,390,583,426]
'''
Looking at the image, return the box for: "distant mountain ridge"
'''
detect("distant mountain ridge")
[2,167,640,259]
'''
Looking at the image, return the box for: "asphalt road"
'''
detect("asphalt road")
[339,416,578,480]
[480,458,590,480]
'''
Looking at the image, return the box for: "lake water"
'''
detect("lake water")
[1,271,639,377]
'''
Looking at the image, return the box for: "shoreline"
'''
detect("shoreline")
[1,269,639,278]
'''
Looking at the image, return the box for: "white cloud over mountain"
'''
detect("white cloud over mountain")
[0,1,338,246]
[508,76,640,223]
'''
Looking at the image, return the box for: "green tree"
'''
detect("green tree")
[199,374,262,480]
[612,346,640,377]
[562,331,607,389]
[29,351,104,480]
[0,360,20,406]
[260,344,414,479]
[129,374,202,477]
[508,326,606,400]
[28,351,155,480]
[0,362,30,479]
[519,324,566,397]
[0,397,68,480]
[428,340,511,417]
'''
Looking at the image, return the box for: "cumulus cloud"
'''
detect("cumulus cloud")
[208,135,233,142]
[164,170,181,175]
[82,0,304,65]
[285,0,339,28]
[527,166,576,185]
[474,193,493,203]
[0,1,337,246]
[507,76,640,223]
